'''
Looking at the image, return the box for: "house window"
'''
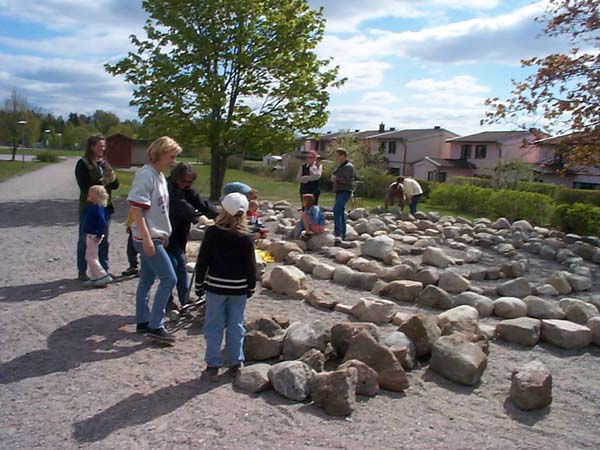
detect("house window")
[475,144,487,159]
[380,142,387,152]
[438,172,447,182]
[389,167,400,175]
[427,171,435,182]
[460,144,472,159]
[388,141,396,154]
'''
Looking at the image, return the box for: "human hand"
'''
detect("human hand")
[330,175,336,183]
[143,239,155,256]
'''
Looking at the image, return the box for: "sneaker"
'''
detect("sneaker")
[78,272,89,282]
[334,237,342,246]
[136,322,149,334]
[122,266,139,277]
[82,279,95,288]
[94,275,113,287]
[227,363,243,378]
[146,327,176,344]
[203,366,219,381]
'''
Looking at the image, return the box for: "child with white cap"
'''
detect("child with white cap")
[195,192,257,380]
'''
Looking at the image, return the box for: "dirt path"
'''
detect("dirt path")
[0,162,599,450]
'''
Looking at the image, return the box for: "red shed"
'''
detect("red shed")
[106,134,150,167]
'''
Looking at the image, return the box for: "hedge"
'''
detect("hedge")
[550,202,600,235]
[450,176,492,188]
[555,188,600,207]
[429,183,554,224]
[36,151,60,163]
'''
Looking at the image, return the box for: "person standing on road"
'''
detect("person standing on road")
[195,192,257,381]
[296,150,322,206]
[398,176,423,215]
[330,148,355,244]
[128,136,182,344]
[166,162,218,311]
[75,135,119,281]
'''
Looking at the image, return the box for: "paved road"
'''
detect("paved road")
[0,154,36,162]
[0,157,79,202]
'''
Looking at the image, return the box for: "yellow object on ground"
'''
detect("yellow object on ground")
[256,249,274,263]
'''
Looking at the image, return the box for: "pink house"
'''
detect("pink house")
[366,126,459,176]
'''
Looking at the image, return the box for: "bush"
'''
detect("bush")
[451,176,492,188]
[416,179,436,199]
[555,188,600,207]
[227,155,244,170]
[429,183,554,224]
[550,203,600,235]
[36,151,60,163]
[516,181,561,197]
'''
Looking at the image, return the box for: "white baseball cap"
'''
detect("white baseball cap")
[221,192,249,216]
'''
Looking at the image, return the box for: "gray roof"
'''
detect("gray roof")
[367,128,458,140]
[421,157,476,169]
[446,131,530,143]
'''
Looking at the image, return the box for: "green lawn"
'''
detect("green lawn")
[0,147,81,158]
[0,160,50,182]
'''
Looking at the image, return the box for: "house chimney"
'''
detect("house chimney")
[389,127,396,131]
[434,126,441,129]
[326,131,331,134]
[354,129,360,132]
[379,122,385,133]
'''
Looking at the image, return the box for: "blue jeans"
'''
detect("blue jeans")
[203,292,247,368]
[333,190,352,239]
[167,247,188,306]
[77,213,110,274]
[133,239,177,329]
[409,194,422,215]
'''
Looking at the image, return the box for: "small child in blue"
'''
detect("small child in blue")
[83,185,112,287]
[294,194,326,239]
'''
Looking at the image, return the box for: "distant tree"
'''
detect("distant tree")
[0,89,34,160]
[484,0,600,167]
[492,160,536,190]
[106,0,344,200]
[93,110,121,135]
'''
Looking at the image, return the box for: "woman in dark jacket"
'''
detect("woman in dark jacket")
[195,192,256,380]
[166,162,218,309]
[75,135,119,281]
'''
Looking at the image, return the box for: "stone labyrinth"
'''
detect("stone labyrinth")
[187,201,600,417]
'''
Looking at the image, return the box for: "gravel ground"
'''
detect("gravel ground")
[0,159,599,450]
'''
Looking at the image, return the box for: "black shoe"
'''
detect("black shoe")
[122,266,139,277]
[227,364,243,378]
[146,327,176,344]
[136,322,149,333]
[78,272,89,282]
[203,366,219,381]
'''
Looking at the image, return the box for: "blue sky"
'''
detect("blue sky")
[0,0,567,135]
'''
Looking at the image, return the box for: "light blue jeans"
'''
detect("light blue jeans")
[203,291,247,368]
[133,239,177,329]
[167,247,189,306]
[333,190,352,239]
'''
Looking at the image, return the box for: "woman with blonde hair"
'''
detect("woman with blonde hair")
[82,185,112,288]
[195,192,257,380]
[127,136,182,344]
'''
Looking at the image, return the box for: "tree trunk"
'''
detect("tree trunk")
[209,145,227,201]
[11,138,16,161]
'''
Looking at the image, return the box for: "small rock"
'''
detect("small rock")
[309,368,358,416]
[510,360,552,411]
[496,317,541,346]
[234,363,272,393]
[268,361,313,401]
[541,319,592,349]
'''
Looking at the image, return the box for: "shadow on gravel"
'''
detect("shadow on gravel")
[0,315,145,385]
[0,200,78,228]
[421,368,479,395]
[503,398,551,426]
[0,198,128,228]
[0,278,86,303]
[72,376,226,443]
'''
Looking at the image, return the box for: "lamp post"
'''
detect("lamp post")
[57,133,62,150]
[44,129,51,148]
[17,120,27,168]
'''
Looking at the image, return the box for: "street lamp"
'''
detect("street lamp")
[44,129,51,148]
[57,133,62,150]
[17,120,27,168]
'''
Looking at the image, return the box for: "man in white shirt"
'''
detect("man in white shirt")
[398,176,423,215]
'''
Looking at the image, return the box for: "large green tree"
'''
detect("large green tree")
[106,0,344,199]
[0,89,35,160]
[484,0,600,167]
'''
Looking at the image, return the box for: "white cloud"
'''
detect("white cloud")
[406,75,489,95]
[361,91,399,104]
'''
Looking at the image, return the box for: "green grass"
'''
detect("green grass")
[114,164,480,220]
[0,147,81,158]
[0,160,50,182]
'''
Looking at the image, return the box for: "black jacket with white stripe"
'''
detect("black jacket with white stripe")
[194,225,256,297]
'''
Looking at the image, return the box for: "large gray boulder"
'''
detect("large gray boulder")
[587,317,600,345]
[330,322,380,358]
[382,331,416,370]
[414,267,440,286]
[296,255,319,273]
[333,265,354,285]
[268,361,314,401]
[438,270,471,294]
[309,367,358,416]
[343,330,409,392]
[349,297,396,324]
[387,280,423,303]
[234,363,272,393]
[565,272,593,292]
[493,297,528,319]
[496,317,541,346]
[417,285,453,310]
[547,271,572,295]
[541,319,592,349]
[282,320,330,360]
[421,247,455,268]
[312,263,336,280]
[560,298,599,324]
[269,265,308,299]
[453,292,494,317]
[510,360,552,411]
[306,232,336,251]
[523,295,565,320]
[496,278,532,298]
[437,305,479,330]
[398,314,441,358]
[361,235,395,261]
[305,288,338,310]
[268,241,304,261]
[430,334,488,386]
